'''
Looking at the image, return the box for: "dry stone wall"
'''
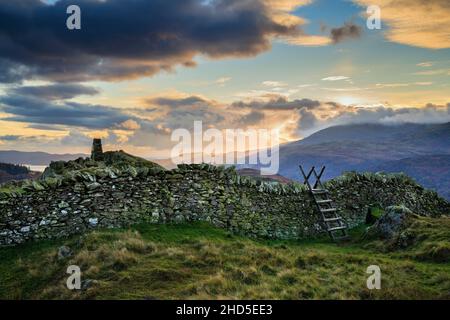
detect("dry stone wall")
[1,164,449,245]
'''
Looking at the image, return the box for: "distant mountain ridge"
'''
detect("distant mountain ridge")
[372,154,450,200]
[246,122,450,199]
[290,122,450,151]
[1,122,449,199]
[0,150,88,166]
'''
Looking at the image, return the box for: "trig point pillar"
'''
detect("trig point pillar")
[91,138,104,161]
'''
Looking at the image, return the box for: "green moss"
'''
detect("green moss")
[327,171,421,188]
[0,184,25,197]
[365,206,385,225]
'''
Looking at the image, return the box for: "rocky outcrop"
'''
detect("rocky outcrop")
[1,165,449,245]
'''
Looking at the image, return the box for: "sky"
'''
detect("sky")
[0,0,449,158]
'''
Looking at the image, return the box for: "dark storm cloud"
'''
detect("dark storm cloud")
[0,0,300,83]
[10,84,99,100]
[0,94,135,129]
[330,22,362,43]
[0,60,33,83]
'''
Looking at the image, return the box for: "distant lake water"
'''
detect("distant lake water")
[25,165,48,172]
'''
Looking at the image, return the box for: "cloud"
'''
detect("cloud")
[297,84,316,88]
[231,96,321,110]
[60,130,93,147]
[1,88,449,154]
[229,95,450,139]
[147,96,212,109]
[120,119,141,131]
[417,62,434,67]
[328,103,450,126]
[26,124,67,131]
[101,95,450,139]
[295,102,450,137]
[143,95,227,131]
[0,60,33,83]
[0,94,136,129]
[262,81,288,87]
[330,22,362,44]
[264,0,313,11]
[413,69,450,76]
[375,82,433,88]
[322,76,350,81]
[321,87,365,92]
[297,107,318,130]
[281,33,332,46]
[0,134,52,145]
[215,77,232,85]
[239,110,265,125]
[354,0,450,49]
[0,0,317,83]
[0,135,20,141]
[10,84,99,100]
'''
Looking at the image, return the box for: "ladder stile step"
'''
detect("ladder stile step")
[323,217,342,222]
[328,226,347,232]
[299,165,350,242]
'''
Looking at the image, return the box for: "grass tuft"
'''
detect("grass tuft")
[0,217,449,300]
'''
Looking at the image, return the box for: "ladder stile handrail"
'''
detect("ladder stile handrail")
[312,166,325,189]
[299,165,314,190]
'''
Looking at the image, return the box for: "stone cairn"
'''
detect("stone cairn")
[91,138,104,161]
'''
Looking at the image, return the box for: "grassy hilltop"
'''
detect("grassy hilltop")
[0,150,164,195]
[1,213,449,300]
[1,150,449,300]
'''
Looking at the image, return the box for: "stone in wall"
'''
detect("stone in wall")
[0,164,449,246]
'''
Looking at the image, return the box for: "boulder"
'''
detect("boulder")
[365,205,414,240]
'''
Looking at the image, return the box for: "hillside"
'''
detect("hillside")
[0,214,449,300]
[373,155,450,200]
[0,145,449,300]
[0,162,40,184]
[260,122,450,199]
[295,122,450,149]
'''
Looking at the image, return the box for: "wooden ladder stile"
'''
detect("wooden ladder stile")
[299,165,349,242]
